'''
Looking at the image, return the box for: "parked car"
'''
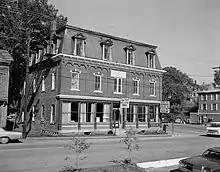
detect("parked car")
[0,127,22,144]
[179,147,220,172]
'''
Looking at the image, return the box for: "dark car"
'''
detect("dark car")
[179,147,220,172]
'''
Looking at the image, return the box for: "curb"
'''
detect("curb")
[137,157,187,169]
[25,134,173,140]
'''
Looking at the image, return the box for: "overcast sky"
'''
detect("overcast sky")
[48,0,220,84]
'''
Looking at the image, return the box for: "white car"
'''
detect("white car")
[0,127,22,144]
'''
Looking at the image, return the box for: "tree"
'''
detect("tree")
[162,66,196,117]
[0,0,67,112]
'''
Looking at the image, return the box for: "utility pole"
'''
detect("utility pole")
[22,32,31,139]
[22,14,40,139]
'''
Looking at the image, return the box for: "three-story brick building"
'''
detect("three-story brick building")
[21,25,165,135]
[191,89,220,124]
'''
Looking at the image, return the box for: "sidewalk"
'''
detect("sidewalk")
[25,133,173,140]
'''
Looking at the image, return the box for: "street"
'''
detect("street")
[0,124,219,172]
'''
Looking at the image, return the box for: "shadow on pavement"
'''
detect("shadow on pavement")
[9,139,23,144]
[199,134,220,138]
[170,169,181,172]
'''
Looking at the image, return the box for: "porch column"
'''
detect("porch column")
[156,106,159,122]
[145,106,150,128]
[80,103,86,123]
[78,102,81,130]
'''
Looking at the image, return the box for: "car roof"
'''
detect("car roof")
[208,147,220,152]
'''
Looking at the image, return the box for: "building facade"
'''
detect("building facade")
[21,25,165,135]
[0,50,13,127]
[191,89,220,124]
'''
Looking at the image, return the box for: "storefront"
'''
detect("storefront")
[58,95,160,132]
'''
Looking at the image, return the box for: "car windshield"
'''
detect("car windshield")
[202,149,220,160]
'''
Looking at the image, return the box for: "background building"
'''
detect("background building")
[190,89,220,124]
[0,50,13,128]
[20,25,165,135]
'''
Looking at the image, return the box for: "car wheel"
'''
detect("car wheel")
[0,137,10,144]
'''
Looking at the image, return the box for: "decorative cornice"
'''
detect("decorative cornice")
[72,33,86,40]
[124,45,136,51]
[100,39,113,46]
[54,54,165,75]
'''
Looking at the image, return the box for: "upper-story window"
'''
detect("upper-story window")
[42,76,45,92]
[114,78,122,94]
[201,94,207,101]
[94,72,103,92]
[101,39,113,61]
[50,104,56,124]
[211,104,218,111]
[211,94,213,100]
[149,79,156,96]
[70,69,81,90]
[51,73,56,91]
[33,79,36,93]
[215,94,218,100]
[52,39,61,54]
[72,33,86,56]
[146,50,156,68]
[124,45,136,65]
[133,77,140,95]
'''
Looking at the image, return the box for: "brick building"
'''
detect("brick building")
[0,50,13,127]
[191,89,220,124]
[20,25,165,135]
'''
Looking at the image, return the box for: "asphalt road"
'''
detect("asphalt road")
[0,124,217,172]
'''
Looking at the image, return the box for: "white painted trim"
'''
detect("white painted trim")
[198,112,220,115]
[52,53,166,73]
[137,157,188,168]
[57,94,161,104]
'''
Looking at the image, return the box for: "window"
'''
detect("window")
[103,44,111,60]
[201,104,207,110]
[212,104,218,111]
[127,105,135,122]
[32,106,35,122]
[40,105,44,120]
[50,104,55,124]
[216,94,218,100]
[71,71,80,90]
[114,78,122,93]
[52,39,61,54]
[211,94,213,100]
[94,73,102,91]
[51,73,56,90]
[73,34,86,56]
[138,106,145,122]
[42,76,45,92]
[133,78,140,95]
[101,39,113,61]
[71,102,78,122]
[201,95,204,101]
[33,79,36,93]
[126,50,135,65]
[149,105,156,122]
[150,80,156,96]
[146,52,155,68]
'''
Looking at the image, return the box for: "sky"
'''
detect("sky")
[48,0,220,84]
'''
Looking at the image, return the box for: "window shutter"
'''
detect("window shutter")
[211,104,213,110]
[216,94,218,100]
[206,104,208,110]
[217,104,218,111]
[133,51,135,65]
[205,94,208,101]
[211,94,213,100]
